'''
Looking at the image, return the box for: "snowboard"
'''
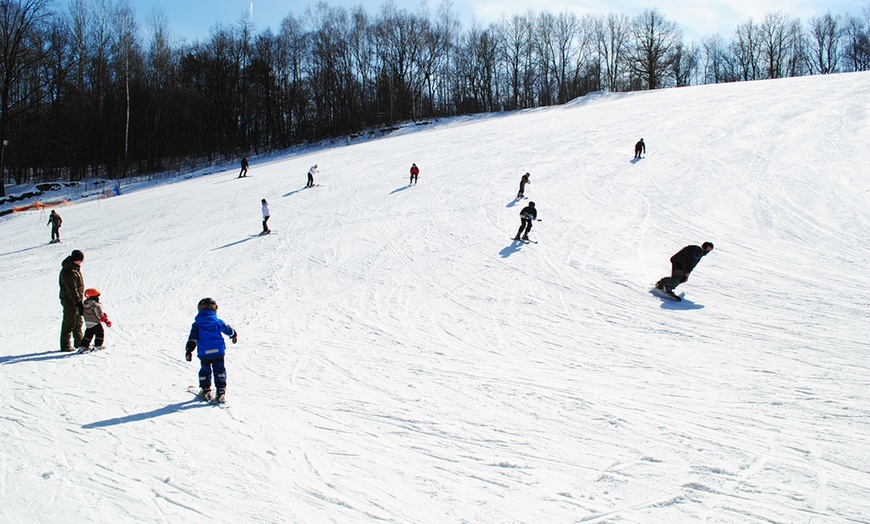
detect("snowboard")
[188,385,228,406]
[650,287,682,302]
[76,346,106,354]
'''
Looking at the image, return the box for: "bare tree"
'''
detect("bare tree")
[733,18,762,80]
[842,11,870,71]
[628,8,680,90]
[807,12,842,74]
[595,12,630,92]
[0,0,51,196]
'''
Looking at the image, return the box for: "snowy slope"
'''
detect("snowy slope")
[1,72,869,523]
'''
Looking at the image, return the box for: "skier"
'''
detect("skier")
[306,164,318,188]
[513,201,538,241]
[80,288,112,352]
[47,209,62,243]
[655,242,714,296]
[185,297,238,403]
[58,249,85,352]
[634,138,645,159]
[261,198,271,234]
[239,155,249,177]
[517,173,531,199]
[409,163,419,185]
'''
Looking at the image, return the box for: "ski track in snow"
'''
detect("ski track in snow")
[1,72,870,523]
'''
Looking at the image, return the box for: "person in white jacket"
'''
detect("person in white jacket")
[261,199,271,234]
[307,164,318,188]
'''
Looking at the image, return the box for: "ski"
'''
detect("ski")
[511,238,538,244]
[188,385,229,406]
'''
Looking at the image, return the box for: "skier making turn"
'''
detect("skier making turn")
[654,242,714,297]
[517,173,531,199]
[513,202,538,241]
[185,298,238,403]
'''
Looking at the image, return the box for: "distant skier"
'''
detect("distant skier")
[80,288,111,352]
[307,164,318,188]
[634,138,645,159]
[517,173,531,199]
[261,198,271,234]
[409,163,419,185]
[58,249,85,352]
[513,201,538,241]
[47,209,62,243]
[239,155,249,177]
[655,242,714,296]
[185,297,238,404]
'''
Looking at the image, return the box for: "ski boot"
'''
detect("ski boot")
[214,389,226,404]
[198,387,214,401]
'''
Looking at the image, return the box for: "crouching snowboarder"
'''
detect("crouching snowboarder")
[185,297,238,403]
[654,242,714,298]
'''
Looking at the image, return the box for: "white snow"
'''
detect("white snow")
[1,72,869,523]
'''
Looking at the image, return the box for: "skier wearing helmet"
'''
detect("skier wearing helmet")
[514,201,538,242]
[655,242,714,298]
[185,298,238,403]
[80,288,112,352]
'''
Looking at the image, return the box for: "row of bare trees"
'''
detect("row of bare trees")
[2,0,869,196]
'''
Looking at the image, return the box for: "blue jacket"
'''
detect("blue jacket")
[188,310,236,359]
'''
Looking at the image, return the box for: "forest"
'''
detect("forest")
[1,0,869,196]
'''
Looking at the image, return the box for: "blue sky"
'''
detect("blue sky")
[106,0,868,43]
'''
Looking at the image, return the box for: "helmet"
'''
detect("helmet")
[197,297,218,310]
[702,241,714,251]
[85,288,101,299]
[529,201,535,207]
[261,198,267,204]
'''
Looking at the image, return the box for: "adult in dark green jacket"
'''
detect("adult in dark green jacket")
[59,250,85,352]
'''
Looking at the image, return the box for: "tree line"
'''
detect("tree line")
[1,0,869,196]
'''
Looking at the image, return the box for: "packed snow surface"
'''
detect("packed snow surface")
[1,72,869,523]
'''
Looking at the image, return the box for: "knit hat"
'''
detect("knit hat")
[70,250,84,262]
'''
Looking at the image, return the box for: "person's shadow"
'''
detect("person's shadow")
[630,157,642,164]
[389,185,411,195]
[506,197,523,208]
[499,239,525,258]
[82,400,209,428]
[0,350,78,365]
[283,187,308,197]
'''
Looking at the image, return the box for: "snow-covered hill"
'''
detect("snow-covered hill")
[1,72,869,523]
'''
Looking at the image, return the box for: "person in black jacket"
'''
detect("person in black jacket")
[513,202,537,241]
[634,138,645,159]
[655,242,714,294]
[239,156,249,177]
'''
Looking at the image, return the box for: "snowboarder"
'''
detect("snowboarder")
[185,297,238,403]
[58,249,85,352]
[514,201,538,241]
[261,198,271,234]
[655,242,714,296]
[80,288,111,351]
[517,173,531,198]
[47,210,62,243]
[239,155,249,177]
[306,164,318,188]
[634,138,645,159]
[409,163,419,185]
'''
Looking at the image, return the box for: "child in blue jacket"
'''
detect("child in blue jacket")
[186,297,238,403]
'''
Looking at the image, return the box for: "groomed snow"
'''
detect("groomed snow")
[1,72,869,523]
